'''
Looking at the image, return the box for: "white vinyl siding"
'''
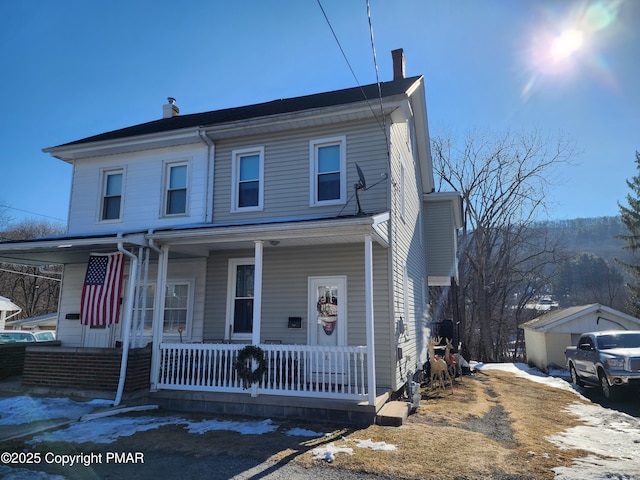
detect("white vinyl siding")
[56,259,206,347]
[68,144,208,234]
[389,119,428,389]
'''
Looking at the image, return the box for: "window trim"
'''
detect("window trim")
[133,279,194,341]
[99,168,124,222]
[163,161,189,217]
[309,136,346,207]
[225,258,255,342]
[231,147,264,213]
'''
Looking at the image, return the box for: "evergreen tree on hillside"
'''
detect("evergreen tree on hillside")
[617,151,640,317]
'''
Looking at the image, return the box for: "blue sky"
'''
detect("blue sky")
[1,0,638,227]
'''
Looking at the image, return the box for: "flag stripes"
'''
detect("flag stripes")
[80,252,125,326]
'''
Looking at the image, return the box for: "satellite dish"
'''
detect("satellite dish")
[353,163,388,216]
[356,164,367,190]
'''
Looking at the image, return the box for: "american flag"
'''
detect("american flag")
[80,253,125,326]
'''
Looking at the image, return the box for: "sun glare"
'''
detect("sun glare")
[551,29,584,61]
[521,0,622,100]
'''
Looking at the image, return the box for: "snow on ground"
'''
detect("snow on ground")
[2,363,639,479]
[475,362,640,480]
[0,396,112,425]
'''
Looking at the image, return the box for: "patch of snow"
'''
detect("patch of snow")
[185,418,277,435]
[0,396,111,426]
[546,402,640,459]
[474,362,580,395]
[0,466,65,480]
[474,362,640,479]
[352,438,397,451]
[310,442,353,462]
[28,415,182,444]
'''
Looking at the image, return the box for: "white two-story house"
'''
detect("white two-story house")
[0,49,461,423]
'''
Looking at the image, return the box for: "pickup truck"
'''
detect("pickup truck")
[565,330,640,400]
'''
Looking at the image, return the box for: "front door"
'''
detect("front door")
[308,276,347,381]
[83,323,115,348]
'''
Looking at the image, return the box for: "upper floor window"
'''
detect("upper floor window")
[165,162,188,215]
[101,170,123,221]
[310,136,346,206]
[232,147,264,212]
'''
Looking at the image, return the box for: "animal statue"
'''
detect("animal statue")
[427,336,453,393]
[444,337,460,379]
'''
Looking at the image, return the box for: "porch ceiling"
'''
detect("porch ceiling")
[0,233,148,266]
[152,213,390,258]
[0,214,390,265]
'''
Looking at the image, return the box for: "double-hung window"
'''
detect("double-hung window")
[101,170,123,221]
[134,281,192,339]
[310,136,346,206]
[165,162,188,215]
[232,147,264,212]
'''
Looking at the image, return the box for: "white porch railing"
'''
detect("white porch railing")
[157,343,369,400]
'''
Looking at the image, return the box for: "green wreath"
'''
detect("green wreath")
[234,345,267,388]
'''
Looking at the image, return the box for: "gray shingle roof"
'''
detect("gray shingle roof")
[55,75,422,148]
[519,304,601,330]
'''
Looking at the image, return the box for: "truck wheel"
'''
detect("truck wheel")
[599,371,619,401]
[569,364,583,387]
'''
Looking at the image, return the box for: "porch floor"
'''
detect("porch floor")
[148,389,390,426]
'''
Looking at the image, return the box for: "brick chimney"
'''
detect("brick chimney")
[392,48,405,80]
[162,97,179,118]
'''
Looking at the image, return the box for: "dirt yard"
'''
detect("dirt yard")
[6,369,599,479]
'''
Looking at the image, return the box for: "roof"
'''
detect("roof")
[6,313,57,329]
[519,303,640,332]
[51,76,423,148]
[0,296,20,312]
[0,212,390,266]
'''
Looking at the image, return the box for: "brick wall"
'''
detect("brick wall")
[0,342,61,379]
[22,345,152,393]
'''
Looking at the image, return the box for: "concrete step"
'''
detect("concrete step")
[375,400,411,426]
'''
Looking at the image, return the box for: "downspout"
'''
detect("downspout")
[198,130,215,223]
[114,236,139,407]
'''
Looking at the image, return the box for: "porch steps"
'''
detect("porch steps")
[375,400,411,426]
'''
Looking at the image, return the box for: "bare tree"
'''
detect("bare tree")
[431,128,576,362]
[0,219,65,319]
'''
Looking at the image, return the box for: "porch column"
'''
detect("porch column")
[150,244,169,391]
[252,240,263,346]
[365,235,377,405]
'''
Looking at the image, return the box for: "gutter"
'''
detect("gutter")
[198,130,215,223]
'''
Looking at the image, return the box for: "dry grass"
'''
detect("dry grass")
[23,370,596,479]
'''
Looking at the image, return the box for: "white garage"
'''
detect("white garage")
[519,303,640,372]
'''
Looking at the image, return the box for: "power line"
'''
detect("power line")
[316,0,388,135]
[0,204,66,223]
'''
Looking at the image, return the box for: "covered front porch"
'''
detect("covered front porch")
[157,342,368,399]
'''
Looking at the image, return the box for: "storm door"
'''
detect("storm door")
[308,276,347,382]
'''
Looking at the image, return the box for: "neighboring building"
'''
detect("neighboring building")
[6,313,57,332]
[0,296,21,330]
[519,303,640,372]
[0,49,461,423]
